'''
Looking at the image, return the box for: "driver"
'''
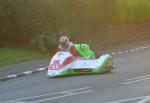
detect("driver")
[57,35,95,59]
[57,35,75,52]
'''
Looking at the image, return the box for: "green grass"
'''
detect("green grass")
[113,0,150,24]
[0,48,50,67]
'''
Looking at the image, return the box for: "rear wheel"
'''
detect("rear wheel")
[105,59,113,72]
[47,75,51,79]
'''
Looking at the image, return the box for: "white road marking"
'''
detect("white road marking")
[117,52,123,54]
[134,48,140,51]
[111,53,116,55]
[110,45,150,55]
[140,47,146,50]
[144,46,148,49]
[7,74,17,78]
[30,90,94,103]
[60,91,74,95]
[38,68,47,71]
[126,74,150,81]
[136,96,150,103]
[130,49,135,52]
[123,76,150,84]
[105,95,148,103]
[23,71,32,75]
[2,87,91,102]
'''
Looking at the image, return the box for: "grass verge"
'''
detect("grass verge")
[0,47,50,67]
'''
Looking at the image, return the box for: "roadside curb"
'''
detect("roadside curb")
[0,67,47,81]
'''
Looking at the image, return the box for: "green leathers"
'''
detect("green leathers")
[75,44,95,59]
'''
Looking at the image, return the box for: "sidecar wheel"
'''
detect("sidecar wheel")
[106,59,113,72]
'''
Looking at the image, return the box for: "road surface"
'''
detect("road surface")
[1,44,150,103]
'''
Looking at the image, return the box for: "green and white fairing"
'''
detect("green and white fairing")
[47,51,114,78]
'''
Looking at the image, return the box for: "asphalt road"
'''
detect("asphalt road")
[1,44,150,103]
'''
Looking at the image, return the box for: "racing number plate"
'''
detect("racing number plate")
[50,61,61,70]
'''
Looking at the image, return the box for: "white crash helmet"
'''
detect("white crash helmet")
[59,36,69,48]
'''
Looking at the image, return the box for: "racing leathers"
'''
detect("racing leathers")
[57,42,75,52]
[74,44,95,59]
[57,42,95,59]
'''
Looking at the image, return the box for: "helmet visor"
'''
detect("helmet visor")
[60,42,68,48]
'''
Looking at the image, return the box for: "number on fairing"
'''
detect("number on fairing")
[50,63,61,70]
